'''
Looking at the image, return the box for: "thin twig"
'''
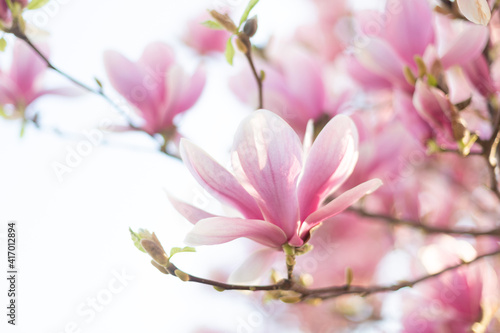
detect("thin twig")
[304,248,500,300]
[244,50,263,109]
[156,248,500,301]
[349,207,500,237]
[15,32,136,126]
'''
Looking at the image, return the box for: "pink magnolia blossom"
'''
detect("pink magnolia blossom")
[412,80,457,146]
[104,42,206,135]
[170,109,382,249]
[0,40,77,118]
[184,13,231,54]
[349,0,489,93]
[403,265,484,332]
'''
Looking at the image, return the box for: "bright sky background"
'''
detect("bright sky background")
[0,0,392,332]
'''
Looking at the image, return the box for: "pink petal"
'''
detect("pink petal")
[138,42,175,109]
[184,14,230,54]
[10,41,47,96]
[184,217,287,248]
[440,24,489,68]
[103,50,158,127]
[164,64,206,123]
[463,54,494,96]
[355,38,410,90]
[345,56,393,91]
[301,179,383,237]
[383,0,434,64]
[281,49,325,120]
[298,115,359,219]
[233,110,303,239]
[180,139,263,219]
[457,0,491,25]
[445,66,472,105]
[228,248,280,284]
[413,80,454,141]
[167,194,216,225]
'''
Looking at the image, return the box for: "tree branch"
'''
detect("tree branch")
[349,207,500,237]
[153,248,500,302]
[244,49,263,109]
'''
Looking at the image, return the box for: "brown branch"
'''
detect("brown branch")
[244,49,263,109]
[152,247,500,302]
[12,30,136,126]
[303,247,500,300]
[161,261,288,292]
[349,207,500,237]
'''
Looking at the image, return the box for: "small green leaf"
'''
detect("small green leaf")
[225,37,235,65]
[201,20,224,30]
[169,246,196,258]
[239,0,260,28]
[0,38,6,52]
[27,0,51,10]
[130,228,146,253]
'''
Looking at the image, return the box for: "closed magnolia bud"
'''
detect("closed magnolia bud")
[209,10,238,34]
[236,33,251,54]
[174,269,190,282]
[243,16,258,37]
[280,296,302,304]
[141,239,169,266]
[235,36,248,53]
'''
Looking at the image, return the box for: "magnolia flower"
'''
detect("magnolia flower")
[349,0,489,93]
[170,109,382,249]
[184,13,231,54]
[0,40,77,119]
[457,0,491,26]
[104,42,206,135]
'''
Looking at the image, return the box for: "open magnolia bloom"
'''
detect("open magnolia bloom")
[170,109,382,249]
[104,42,206,135]
[0,40,79,119]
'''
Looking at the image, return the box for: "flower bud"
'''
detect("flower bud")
[243,16,258,37]
[236,33,251,54]
[174,269,190,282]
[235,35,248,53]
[141,238,169,266]
[209,10,238,34]
[280,296,302,304]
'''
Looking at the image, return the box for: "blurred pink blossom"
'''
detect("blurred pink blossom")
[170,110,382,250]
[403,265,484,332]
[184,13,231,54]
[104,42,206,135]
[0,40,77,118]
